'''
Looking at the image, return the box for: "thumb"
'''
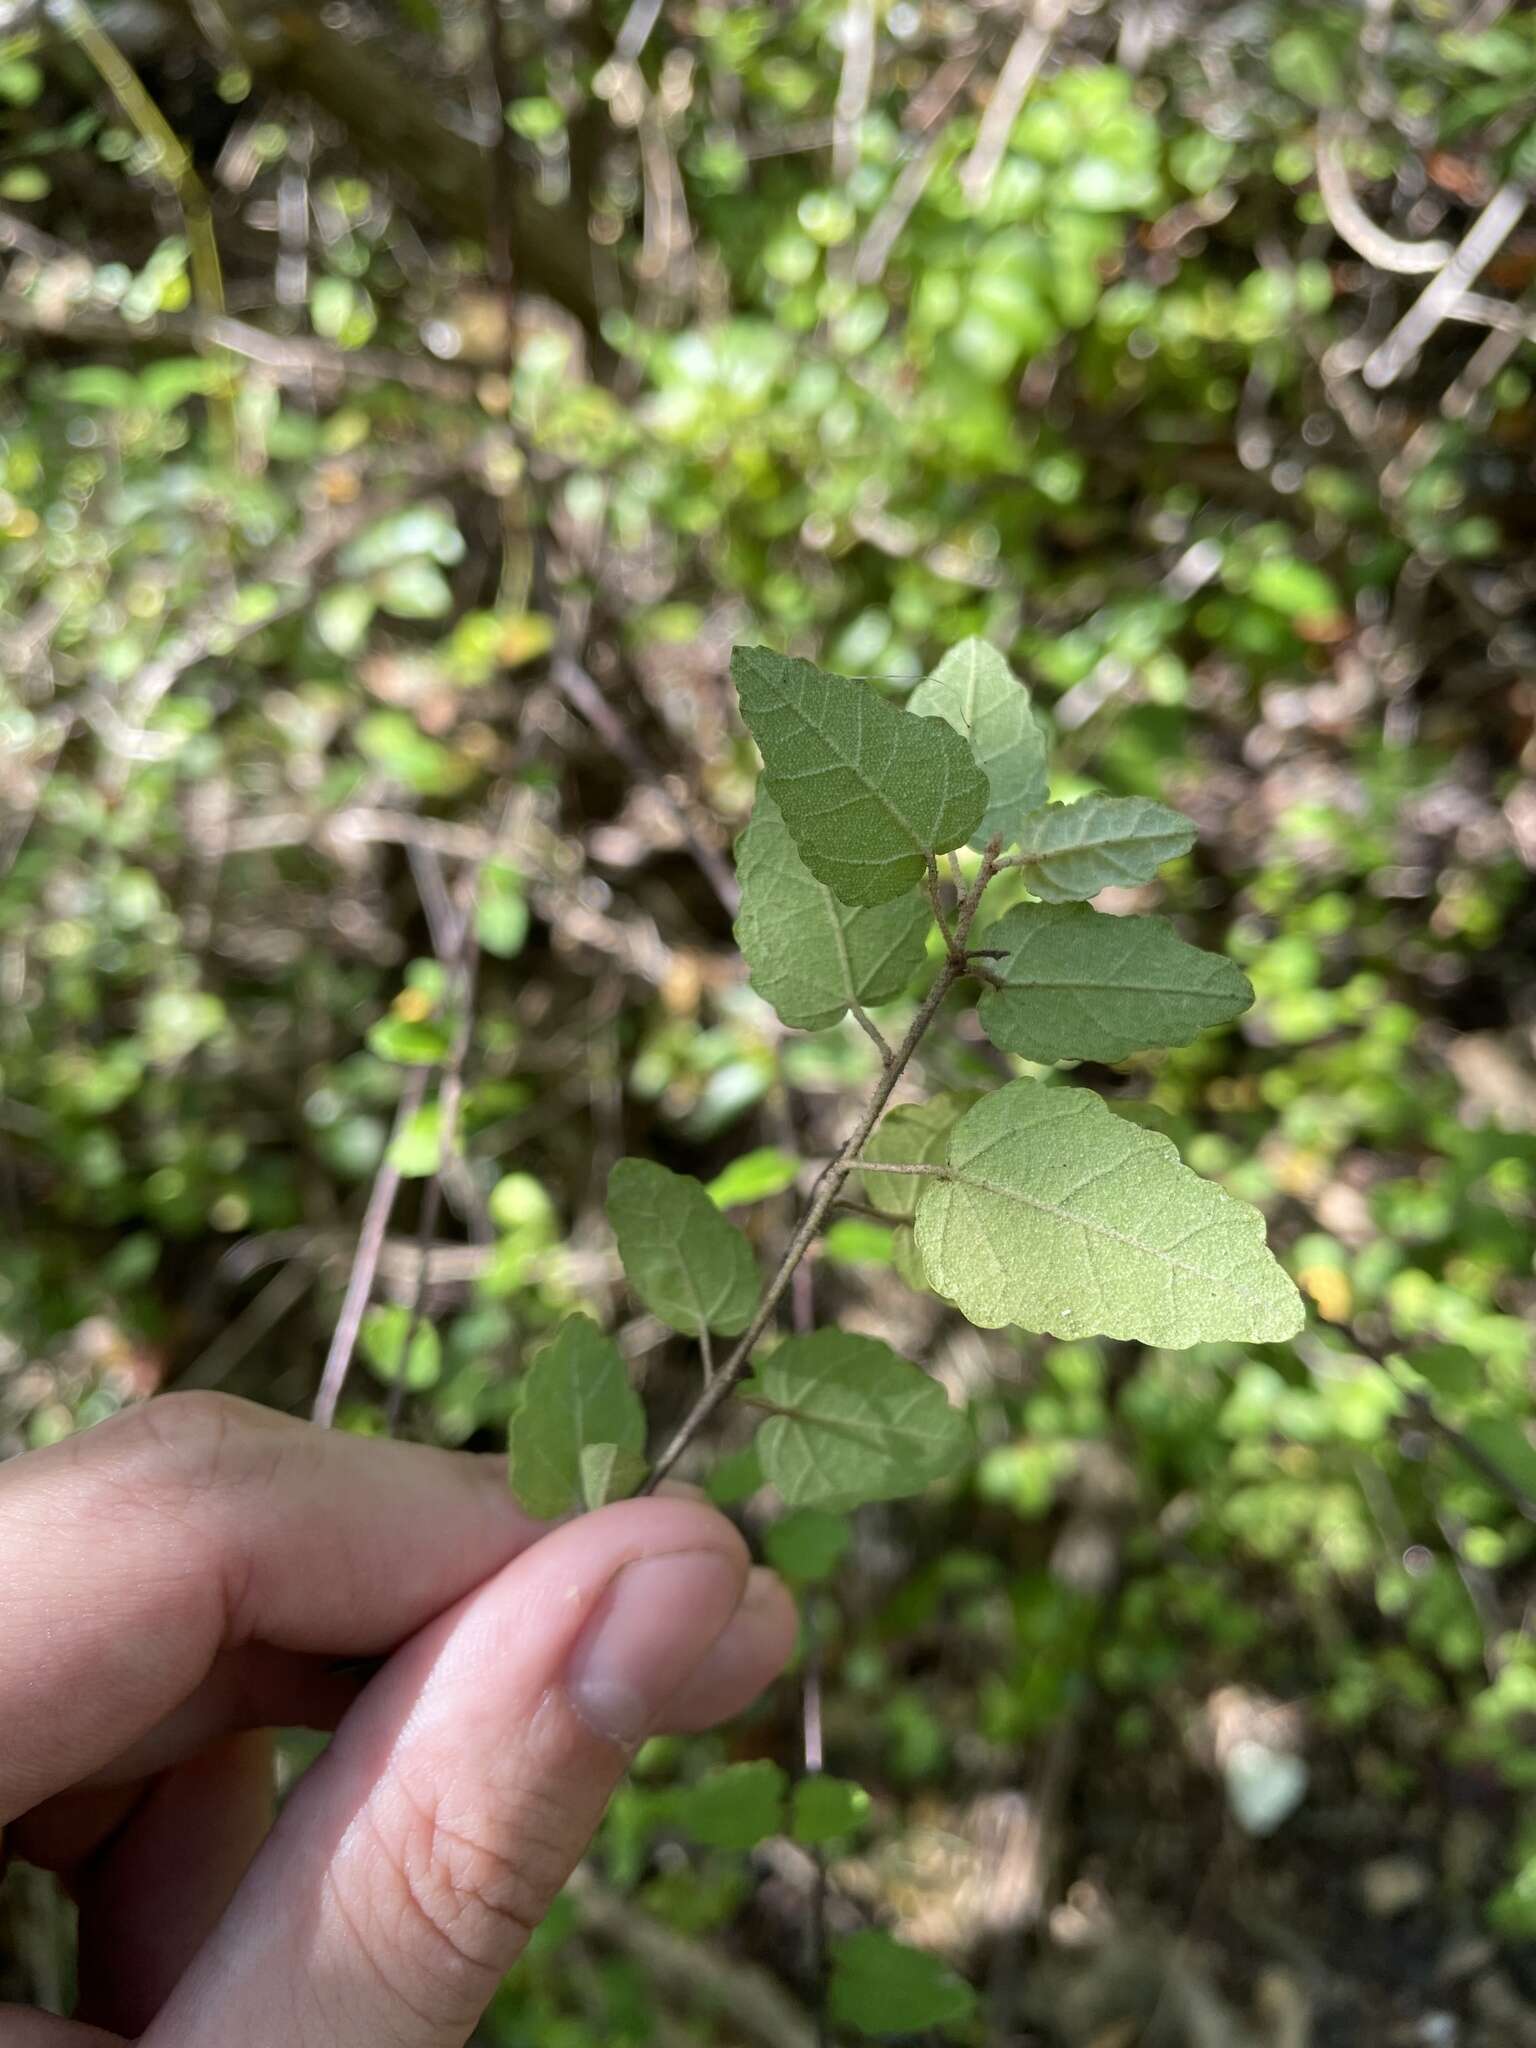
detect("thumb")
[143,1498,771,2048]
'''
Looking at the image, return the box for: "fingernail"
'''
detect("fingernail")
[565,1548,746,1747]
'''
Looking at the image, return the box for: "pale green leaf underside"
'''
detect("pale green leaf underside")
[1013,793,1198,901]
[862,1092,982,1293]
[749,1329,969,1509]
[731,645,988,905]
[978,903,1253,1064]
[735,789,930,1031]
[507,1314,646,1519]
[907,637,1047,850]
[915,1080,1304,1346]
[608,1157,761,1336]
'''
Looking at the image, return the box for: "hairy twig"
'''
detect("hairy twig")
[644,855,997,1490]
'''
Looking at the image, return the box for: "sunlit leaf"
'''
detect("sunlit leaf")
[666,1761,787,1849]
[912,1080,1304,1345]
[361,1304,441,1390]
[907,638,1047,849]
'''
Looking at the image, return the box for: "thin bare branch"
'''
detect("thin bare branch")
[644,855,997,1491]
[959,0,1073,209]
[1363,180,1528,389]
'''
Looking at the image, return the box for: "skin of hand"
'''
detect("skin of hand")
[0,1392,798,2046]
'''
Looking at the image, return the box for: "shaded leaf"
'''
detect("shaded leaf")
[732,646,988,905]
[977,904,1252,1063]
[792,1775,871,1844]
[914,1080,1304,1346]
[907,637,1047,849]
[863,1092,981,1292]
[608,1158,761,1336]
[747,1331,969,1510]
[506,1315,645,1519]
[735,788,930,1030]
[829,1930,977,2037]
[1011,794,1197,902]
[667,1761,787,1849]
[764,1507,851,1584]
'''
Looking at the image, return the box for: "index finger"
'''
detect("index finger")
[0,1392,544,1824]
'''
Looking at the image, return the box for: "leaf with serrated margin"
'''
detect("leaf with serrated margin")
[735,788,930,1031]
[731,646,988,905]
[747,1330,969,1510]
[977,903,1252,1064]
[507,1315,646,1519]
[1012,794,1197,901]
[608,1157,761,1336]
[914,1080,1304,1346]
[907,637,1047,850]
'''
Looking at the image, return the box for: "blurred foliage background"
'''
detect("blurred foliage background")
[3,0,1536,2040]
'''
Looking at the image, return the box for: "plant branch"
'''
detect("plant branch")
[643,856,995,1490]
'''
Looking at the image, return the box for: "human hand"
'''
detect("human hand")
[0,1393,797,2045]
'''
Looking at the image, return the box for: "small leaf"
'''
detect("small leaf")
[792,1776,872,1844]
[822,1218,895,1266]
[366,1013,451,1066]
[732,646,988,905]
[506,1315,646,1519]
[607,1158,761,1337]
[978,904,1253,1063]
[579,1441,647,1511]
[707,1441,765,1506]
[707,1146,801,1208]
[913,1079,1304,1346]
[475,862,529,959]
[907,638,1047,849]
[360,1305,441,1390]
[735,788,930,1031]
[763,1507,850,1584]
[1011,794,1197,902]
[828,1930,977,2037]
[386,1100,442,1178]
[314,584,375,656]
[747,1331,969,1510]
[668,1761,787,1849]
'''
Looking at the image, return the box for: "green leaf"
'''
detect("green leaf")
[735,788,930,1031]
[912,1080,1304,1346]
[862,1094,982,1222]
[791,1776,871,1844]
[386,1100,442,1178]
[828,1930,977,2037]
[366,1014,451,1066]
[862,1093,981,1291]
[607,1158,761,1336]
[506,1314,646,1520]
[977,904,1253,1064]
[763,1507,851,1584]
[579,1440,648,1511]
[668,1761,788,1849]
[707,1146,801,1208]
[1011,795,1197,902]
[731,646,988,905]
[360,1305,441,1390]
[747,1331,969,1510]
[475,861,529,958]
[907,638,1047,849]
